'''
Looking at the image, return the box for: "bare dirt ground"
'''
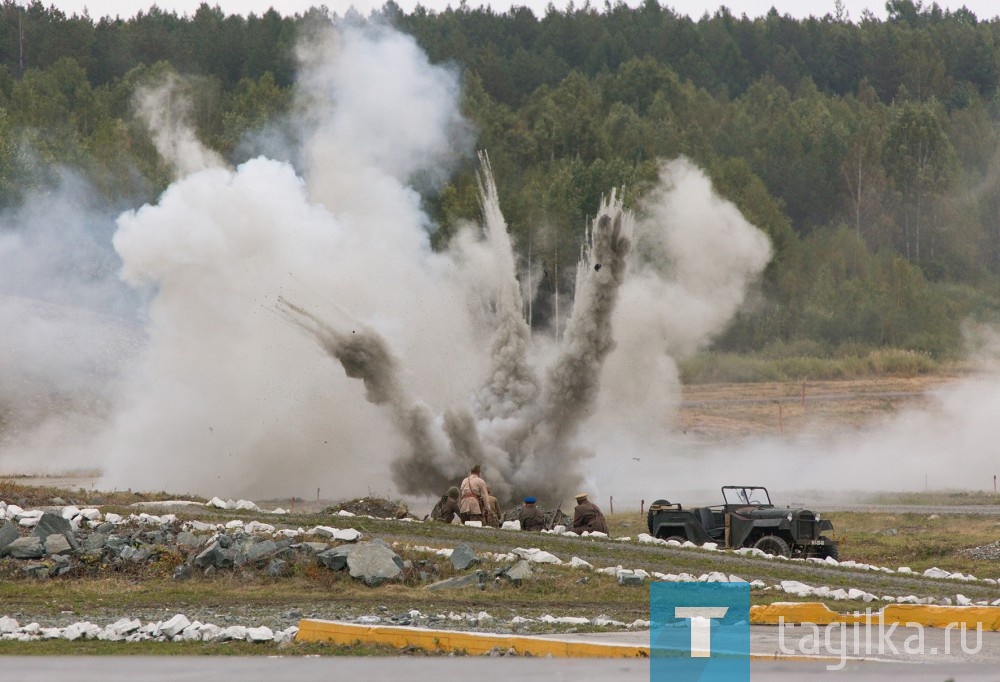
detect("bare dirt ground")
[673,373,962,441]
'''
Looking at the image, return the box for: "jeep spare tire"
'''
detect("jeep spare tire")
[647,499,670,534]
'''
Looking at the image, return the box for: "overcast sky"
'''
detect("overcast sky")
[39,0,1000,22]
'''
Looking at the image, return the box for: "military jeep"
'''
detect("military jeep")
[646,485,838,559]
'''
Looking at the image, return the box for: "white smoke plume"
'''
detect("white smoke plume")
[0,170,144,475]
[133,73,226,178]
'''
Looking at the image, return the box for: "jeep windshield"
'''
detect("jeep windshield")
[722,486,772,507]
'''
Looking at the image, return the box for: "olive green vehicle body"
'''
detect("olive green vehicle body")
[646,486,838,558]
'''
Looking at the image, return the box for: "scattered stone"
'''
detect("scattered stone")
[0,523,19,553]
[616,570,645,587]
[316,546,355,571]
[30,513,71,539]
[44,534,72,556]
[173,564,193,581]
[504,560,533,585]
[347,542,404,586]
[6,536,45,559]
[267,559,287,577]
[450,543,480,570]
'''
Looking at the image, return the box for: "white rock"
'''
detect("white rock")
[502,521,521,531]
[244,521,275,534]
[219,626,247,641]
[0,616,19,634]
[246,626,274,642]
[275,626,298,643]
[207,497,229,509]
[593,616,626,627]
[104,513,123,524]
[235,500,260,511]
[464,521,483,528]
[188,520,217,532]
[828,589,849,600]
[897,566,913,573]
[270,508,289,515]
[923,567,951,579]
[896,595,921,604]
[225,520,244,529]
[511,616,534,624]
[701,542,719,551]
[779,580,814,597]
[569,556,593,570]
[703,572,729,583]
[199,624,223,641]
[79,508,101,521]
[60,506,81,520]
[595,566,620,576]
[956,594,973,606]
[728,575,747,583]
[628,619,652,628]
[847,588,867,601]
[106,618,141,636]
[160,614,191,638]
[336,510,356,517]
[512,547,562,564]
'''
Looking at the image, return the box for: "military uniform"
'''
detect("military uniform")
[459,469,490,522]
[431,493,460,524]
[518,500,546,531]
[570,494,609,535]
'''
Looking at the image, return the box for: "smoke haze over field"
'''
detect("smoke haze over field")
[6,18,1000,505]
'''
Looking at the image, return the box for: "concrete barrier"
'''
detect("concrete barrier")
[751,602,1000,630]
[296,619,649,657]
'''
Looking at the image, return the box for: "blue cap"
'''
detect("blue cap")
[523,496,537,504]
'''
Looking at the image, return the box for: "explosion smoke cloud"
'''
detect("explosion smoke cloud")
[1,19,784,504]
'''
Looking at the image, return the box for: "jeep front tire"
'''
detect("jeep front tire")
[753,535,791,557]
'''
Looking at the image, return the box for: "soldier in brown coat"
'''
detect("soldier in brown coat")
[570,492,609,535]
[430,487,460,524]
[517,497,546,531]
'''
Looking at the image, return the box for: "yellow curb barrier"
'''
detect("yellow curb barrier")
[296,618,855,662]
[751,602,1000,630]
[296,619,649,657]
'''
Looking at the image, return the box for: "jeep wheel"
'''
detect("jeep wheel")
[647,499,670,534]
[817,537,839,561]
[753,535,791,558]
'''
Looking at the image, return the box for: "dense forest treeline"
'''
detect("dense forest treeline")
[3,0,1000,364]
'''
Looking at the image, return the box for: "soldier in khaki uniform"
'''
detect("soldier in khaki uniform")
[459,464,490,524]
[570,492,609,535]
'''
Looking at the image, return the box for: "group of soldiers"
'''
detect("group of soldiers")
[429,464,609,535]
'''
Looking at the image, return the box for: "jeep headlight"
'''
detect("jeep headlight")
[786,513,793,522]
[815,513,821,521]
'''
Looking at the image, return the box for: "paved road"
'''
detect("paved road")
[4,656,1000,682]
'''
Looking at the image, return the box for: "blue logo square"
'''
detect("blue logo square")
[650,582,750,682]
